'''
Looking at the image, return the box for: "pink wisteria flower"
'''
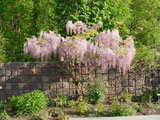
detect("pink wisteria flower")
[24,21,136,74]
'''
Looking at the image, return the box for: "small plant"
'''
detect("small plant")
[50,107,68,120]
[148,94,153,104]
[109,98,136,116]
[10,90,48,116]
[121,91,132,103]
[141,95,147,103]
[56,95,69,108]
[57,110,69,120]
[68,100,76,108]
[151,89,160,101]
[94,104,105,115]
[77,97,88,115]
[77,101,88,115]
[87,78,107,104]
[1,110,10,120]
[137,105,144,112]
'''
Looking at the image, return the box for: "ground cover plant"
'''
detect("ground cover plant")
[0,89,159,120]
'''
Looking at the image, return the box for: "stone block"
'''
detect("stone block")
[18,83,25,89]
[56,82,62,89]
[0,63,5,69]
[33,76,42,82]
[48,68,55,75]
[12,83,18,89]
[50,83,56,90]
[0,69,5,76]
[42,69,49,75]
[4,63,11,69]
[35,69,42,75]
[6,70,11,76]
[63,82,69,89]
[18,69,23,75]
[43,83,49,89]
[62,89,69,95]
[11,69,17,76]
[24,84,30,89]
[23,69,30,75]
[42,76,49,82]
[5,83,12,89]
[11,63,19,69]
[30,69,36,75]
[0,77,5,83]
[37,83,43,89]
[22,76,33,83]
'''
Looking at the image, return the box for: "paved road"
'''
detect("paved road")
[70,115,160,120]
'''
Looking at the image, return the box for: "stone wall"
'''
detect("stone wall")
[0,62,160,100]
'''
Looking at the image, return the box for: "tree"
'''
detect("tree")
[54,0,132,37]
[24,21,136,74]
[130,0,160,70]
[0,0,56,62]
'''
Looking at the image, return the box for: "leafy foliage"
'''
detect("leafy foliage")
[1,110,10,120]
[0,0,56,62]
[56,95,69,108]
[67,97,88,115]
[0,32,7,62]
[0,101,5,113]
[10,90,48,116]
[121,91,132,103]
[54,0,132,36]
[87,79,107,104]
[94,104,105,115]
[137,105,144,112]
[130,0,160,70]
[77,97,88,115]
[109,98,136,116]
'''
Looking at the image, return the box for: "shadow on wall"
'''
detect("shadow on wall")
[0,62,83,100]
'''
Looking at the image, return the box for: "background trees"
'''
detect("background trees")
[54,0,131,36]
[0,0,160,71]
[130,0,160,70]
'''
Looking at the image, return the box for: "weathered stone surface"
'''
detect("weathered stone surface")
[0,62,160,100]
[0,77,5,83]
[5,83,12,89]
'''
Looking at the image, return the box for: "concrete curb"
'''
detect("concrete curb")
[70,115,160,120]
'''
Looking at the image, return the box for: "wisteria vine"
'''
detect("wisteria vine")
[24,21,136,74]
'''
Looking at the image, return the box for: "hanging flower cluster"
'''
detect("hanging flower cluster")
[24,31,61,61]
[24,21,136,73]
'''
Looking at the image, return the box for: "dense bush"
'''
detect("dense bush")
[10,90,48,116]
[87,79,107,104]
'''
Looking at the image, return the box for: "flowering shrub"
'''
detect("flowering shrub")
[24,21,136,73]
